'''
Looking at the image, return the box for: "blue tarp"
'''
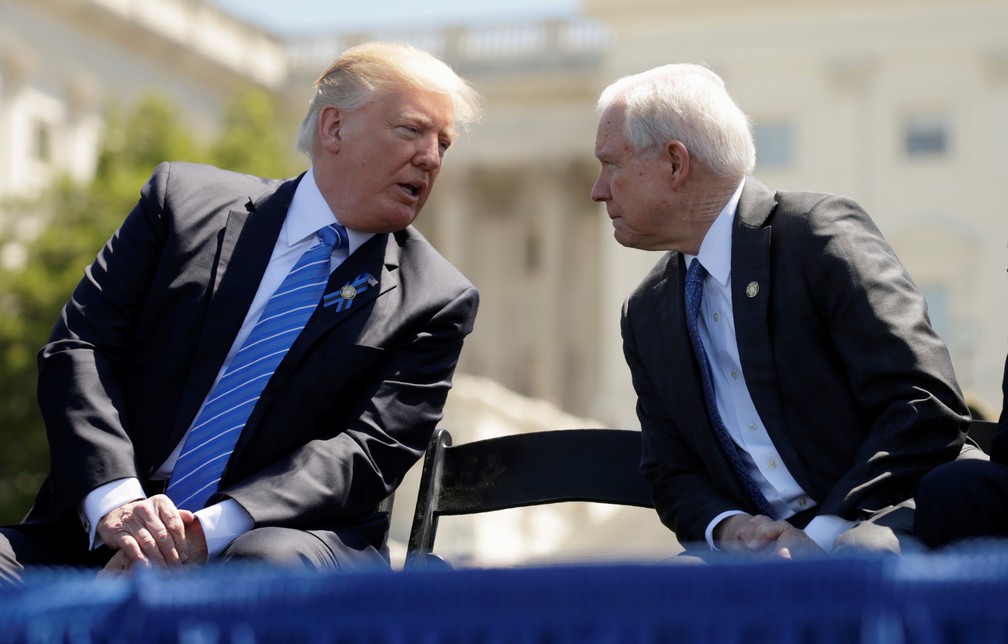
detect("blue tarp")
[2,551,1007,643]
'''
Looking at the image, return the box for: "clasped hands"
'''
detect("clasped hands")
[715,513,825,559]
[96,494,208,578]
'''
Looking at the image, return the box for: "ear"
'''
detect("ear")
[317,106,343,154]
[665,140,690,187]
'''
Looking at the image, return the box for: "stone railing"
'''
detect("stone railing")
[287,19,609,77]
[37,0,289,88]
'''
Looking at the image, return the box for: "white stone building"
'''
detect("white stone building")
[0,0,286,201]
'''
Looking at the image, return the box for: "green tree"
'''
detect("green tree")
[212,88,300,178]
[0,89,302,522]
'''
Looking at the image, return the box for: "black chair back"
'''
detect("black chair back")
[405,428,652,569]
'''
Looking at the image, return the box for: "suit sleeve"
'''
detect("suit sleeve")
[793,194,968,518]
[35,163,171,519]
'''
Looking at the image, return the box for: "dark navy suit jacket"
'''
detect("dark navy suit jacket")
[30,162,478,551]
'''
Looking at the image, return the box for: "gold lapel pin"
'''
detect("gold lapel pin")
[746,281,759,298]
[340,284,357,300]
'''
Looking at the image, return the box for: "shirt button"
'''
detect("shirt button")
[768,459,778,470]
[798,497,808,508]
[731,370,739,379]
[713,312,720,322]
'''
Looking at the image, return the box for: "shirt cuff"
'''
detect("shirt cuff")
[706,509,747,551]
[80,478,147,550]
[193,499,255,560]
[803,514,855,552]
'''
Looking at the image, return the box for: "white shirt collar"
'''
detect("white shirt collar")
[684,177,746,287]
[283,167,374,253]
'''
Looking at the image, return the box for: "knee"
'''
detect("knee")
[832,522,901,556]
[220,526,388,571]
[917,461,986,509]
[915,460,1006,548]
[0,530,24,585]
[832,502,914,556]
[219,527,317,568]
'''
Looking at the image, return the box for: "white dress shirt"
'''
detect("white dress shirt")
[686,178,853,552]
[82,167,374,559]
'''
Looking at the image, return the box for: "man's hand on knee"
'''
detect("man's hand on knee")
[96,494,189,569]
[99,506,208,578]
[716,514,824,558]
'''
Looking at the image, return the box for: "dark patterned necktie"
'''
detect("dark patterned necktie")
[684,258,776,518]
[166,224,348,510]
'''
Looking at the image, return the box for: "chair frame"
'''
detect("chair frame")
[404,427,652,569]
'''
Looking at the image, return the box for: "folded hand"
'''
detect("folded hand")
[96,494,208,577]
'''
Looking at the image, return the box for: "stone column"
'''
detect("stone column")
[0,45,34,200]
[526,160,567,407]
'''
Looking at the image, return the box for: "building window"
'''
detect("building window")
[754,121,794,169]
[904,114,948,157]
[31,120,53,164]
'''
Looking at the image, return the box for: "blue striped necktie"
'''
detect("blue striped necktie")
[684,258,776,518]
[166,224,348,511]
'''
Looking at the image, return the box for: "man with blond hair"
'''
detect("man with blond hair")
[1,42,482,580]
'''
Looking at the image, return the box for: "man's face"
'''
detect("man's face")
[591,105,678,251]
[317,86,456,233]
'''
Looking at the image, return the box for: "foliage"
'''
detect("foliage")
[212,89,300,178]
[0,89,303,523]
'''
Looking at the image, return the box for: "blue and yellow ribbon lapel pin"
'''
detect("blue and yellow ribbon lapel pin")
[324,273,378,312]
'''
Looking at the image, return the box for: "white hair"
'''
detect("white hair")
[597,63,755,178]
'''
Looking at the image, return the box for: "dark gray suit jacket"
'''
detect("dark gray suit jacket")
[30,162,478,551]
[622,178,968,544]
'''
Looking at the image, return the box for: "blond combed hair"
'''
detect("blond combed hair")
[296,41,483,159]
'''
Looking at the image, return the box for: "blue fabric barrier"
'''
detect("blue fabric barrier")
[2,551,1007,643]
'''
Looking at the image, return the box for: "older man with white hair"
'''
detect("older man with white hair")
[592,63,971,558]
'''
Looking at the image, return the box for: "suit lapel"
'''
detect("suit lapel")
[653,252,755,504]
[286,232,395,360]
[732,179,813,492]
[169,178,295,443]
[229,232,398,460]
[654,254,711,426]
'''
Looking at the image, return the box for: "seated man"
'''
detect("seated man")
[916,354,1008,547]
[0,41,482,582]
[592,63,970,558]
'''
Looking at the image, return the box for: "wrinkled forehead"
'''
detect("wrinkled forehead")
[595,105,628,152]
